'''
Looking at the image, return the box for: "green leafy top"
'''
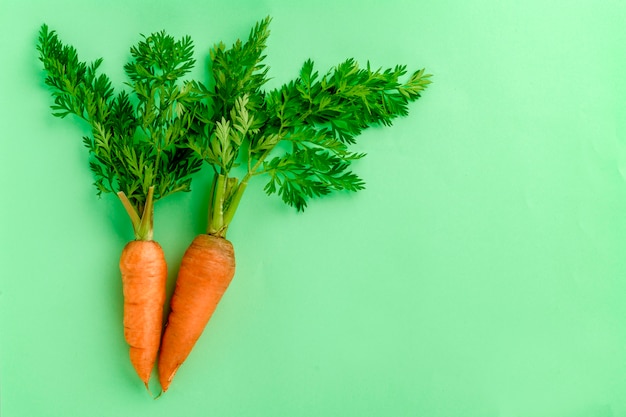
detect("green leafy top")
[37,24,202,239]
[189,17,431,236]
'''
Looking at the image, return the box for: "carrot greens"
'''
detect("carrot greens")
[37,25,202,240]
[188,17,431,236]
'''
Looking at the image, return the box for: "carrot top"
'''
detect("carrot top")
[37,18,431,239]
[186,17,431,237]
[37,25,203,240]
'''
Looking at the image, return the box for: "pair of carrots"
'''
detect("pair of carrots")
[39,16,431,395]
[121,224,235,393]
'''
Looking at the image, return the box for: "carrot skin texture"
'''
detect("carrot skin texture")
[119,240,167,386]
[158,234,236,391]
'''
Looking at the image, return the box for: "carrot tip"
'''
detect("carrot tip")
[144,382,164,400]
[144,382,155,398]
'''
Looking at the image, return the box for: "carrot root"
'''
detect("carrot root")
[158,234,236,392]
[119,240,167,386]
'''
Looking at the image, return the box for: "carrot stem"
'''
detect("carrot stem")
[222,180,247,232]
[208,174,226,235]
[117,187,155,240]
[117,191,141,235]
[137,186,155,241]
[206,172,218,234]
[206,174,248,238]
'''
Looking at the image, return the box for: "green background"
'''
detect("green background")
[1,0,626,415]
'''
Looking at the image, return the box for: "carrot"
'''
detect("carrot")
[37,25,202,392]
[120,239,167,387]
[158,234,236,392]
[158,17,430,391]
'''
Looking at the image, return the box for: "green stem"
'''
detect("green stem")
[208,174,226,235]
[222,180,248,232]
[206,171,217,234]
[205,131,280,238]
[137,186,155,241]
[206,175,249,238]
[116,186,155,241]
[117,191,141,236]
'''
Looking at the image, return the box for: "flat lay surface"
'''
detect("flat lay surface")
[1,0,625,416]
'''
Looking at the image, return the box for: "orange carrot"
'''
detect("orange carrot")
[38,25,203,391]
[158,234,236,392]
[157,17,430,393]
[119,239,167,388]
